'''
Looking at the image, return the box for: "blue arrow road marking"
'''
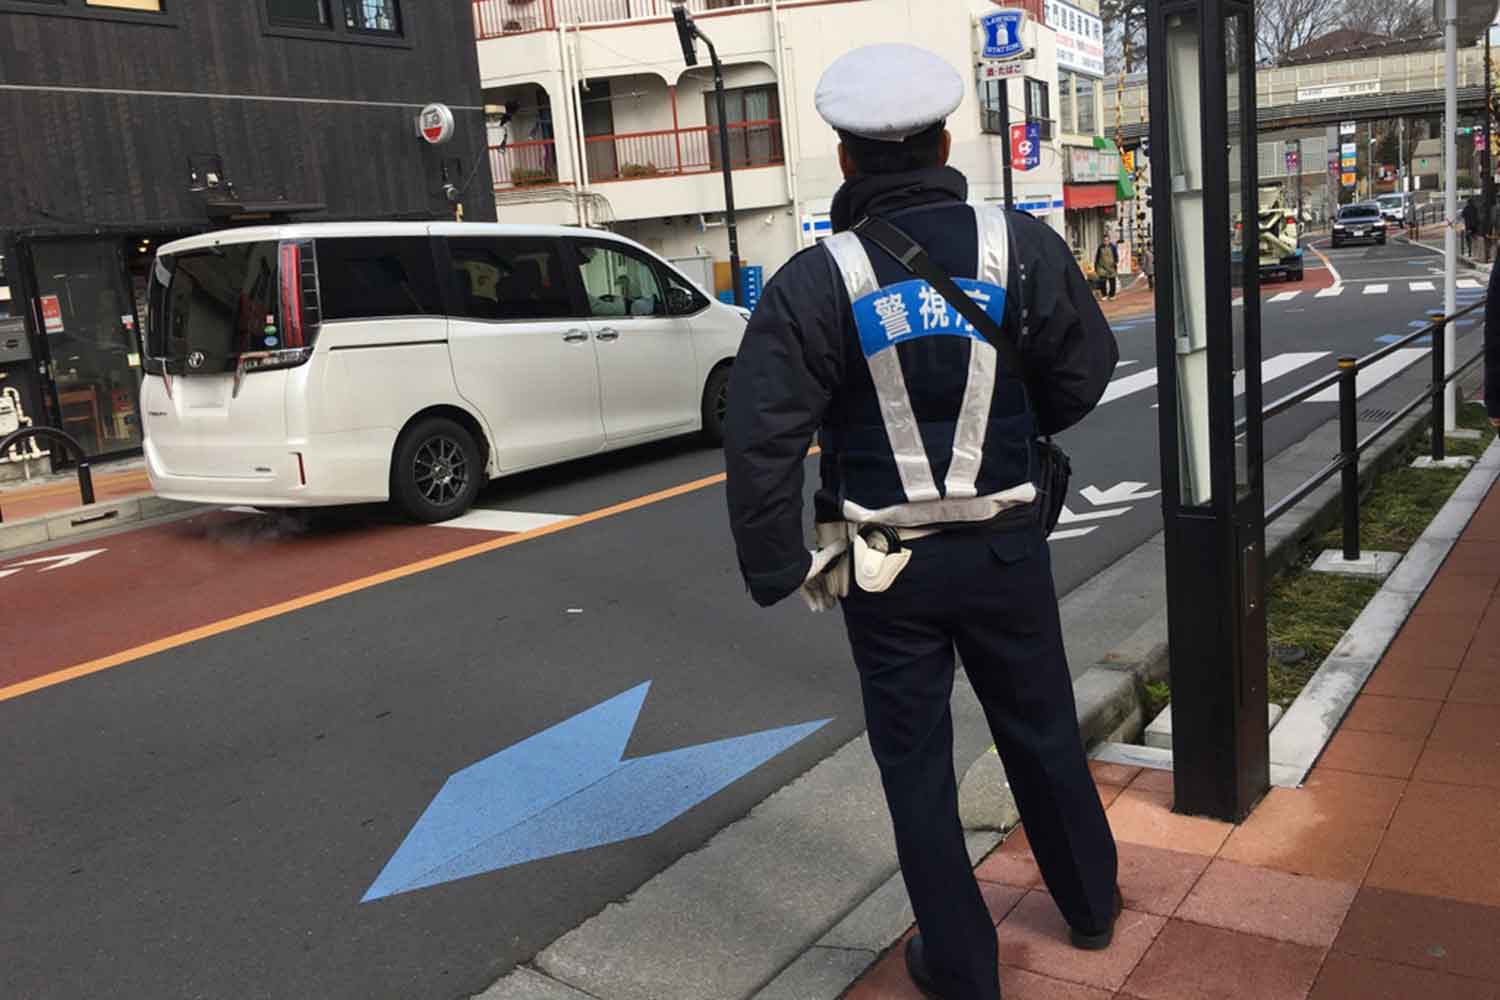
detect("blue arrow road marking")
[362,683,830,902]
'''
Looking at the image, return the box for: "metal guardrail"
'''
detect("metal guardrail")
[1261,296,1488,560]
[0,428,95,525]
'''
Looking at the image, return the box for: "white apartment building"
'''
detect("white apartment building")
[473,0,1118,301]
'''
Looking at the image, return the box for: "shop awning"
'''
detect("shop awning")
[1094,136,1136,201]
[1064,184,1118,210]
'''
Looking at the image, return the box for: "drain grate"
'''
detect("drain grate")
[1360,407,1398,422]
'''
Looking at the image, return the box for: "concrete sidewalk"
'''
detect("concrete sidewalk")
[843,453,1500,999]
[0,462,150,522]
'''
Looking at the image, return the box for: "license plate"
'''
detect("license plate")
[1353,229,1366,236]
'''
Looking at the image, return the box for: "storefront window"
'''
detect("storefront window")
[30,240,144,458]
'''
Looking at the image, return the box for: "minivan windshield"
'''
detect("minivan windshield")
[1377,195,1405,208]
[147,241,281,372]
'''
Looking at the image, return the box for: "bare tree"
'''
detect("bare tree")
[1257,0,1344,64]
[1340,0,1436,38]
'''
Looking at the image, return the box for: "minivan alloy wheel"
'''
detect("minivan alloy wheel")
[413,435,471,507]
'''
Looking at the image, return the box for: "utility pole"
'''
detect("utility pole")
[1486,24,1495,260]
[1000,80,1015,211]
[672,4,743,306]
[1443,0,1458,431]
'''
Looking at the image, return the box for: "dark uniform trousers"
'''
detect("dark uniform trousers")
[840,521,1118,999]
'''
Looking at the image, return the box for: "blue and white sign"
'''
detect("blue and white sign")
[979,9,1027,61]
[852,279,1008,359]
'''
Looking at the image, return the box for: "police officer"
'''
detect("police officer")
[724,44,1120,1000]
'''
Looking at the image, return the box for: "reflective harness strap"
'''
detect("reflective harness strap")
[823,231,941,504]
[944,204,1010,499]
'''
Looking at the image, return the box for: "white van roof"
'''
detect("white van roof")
[157,221,650,257]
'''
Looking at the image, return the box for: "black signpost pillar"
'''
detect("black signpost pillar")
[1147,0,1270,822]
[673,4,743,306]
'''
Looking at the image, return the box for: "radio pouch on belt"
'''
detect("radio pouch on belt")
[852,214,1073,536]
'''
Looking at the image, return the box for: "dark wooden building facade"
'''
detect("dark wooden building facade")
[0,0,494,464]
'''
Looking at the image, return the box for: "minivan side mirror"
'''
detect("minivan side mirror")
[667,286,695,316]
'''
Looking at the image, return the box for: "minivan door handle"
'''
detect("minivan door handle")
[595,328,621,343]
[562,329,590,344]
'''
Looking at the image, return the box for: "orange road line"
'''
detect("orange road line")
[0,467,743,705]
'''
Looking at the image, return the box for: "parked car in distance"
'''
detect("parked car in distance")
[140,222,748,523]
[1331,203,1387,248]
[1376,192,1416,225]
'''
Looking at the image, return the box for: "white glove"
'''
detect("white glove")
[799,523,850,613]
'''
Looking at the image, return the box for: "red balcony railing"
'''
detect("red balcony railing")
[474,0,771,38]
[491,139,564,189]
[583,120,784,182]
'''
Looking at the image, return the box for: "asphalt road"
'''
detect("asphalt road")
[0,236,1481,1000]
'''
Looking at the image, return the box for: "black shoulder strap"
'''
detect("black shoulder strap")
[852,214,1027,381]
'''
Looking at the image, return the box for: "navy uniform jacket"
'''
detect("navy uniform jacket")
[724,166,1118,607]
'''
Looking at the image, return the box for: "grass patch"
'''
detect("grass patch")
[1150,400,1494,716]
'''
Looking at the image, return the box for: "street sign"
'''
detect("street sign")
[978,9,1027,61]
[977,60,1027,81]
[416,103,455,145]
[1342,171,1358,187]
[1340,121,1357,136]
[1011,121,1041,172]
[362,683,829,901]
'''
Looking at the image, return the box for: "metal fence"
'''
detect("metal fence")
[1261,296,1488,559]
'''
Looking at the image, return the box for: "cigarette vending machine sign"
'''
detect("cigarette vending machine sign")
[1011,122,1041,172]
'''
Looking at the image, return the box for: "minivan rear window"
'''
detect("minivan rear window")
[146,241,281,372]
[317,237,443,321]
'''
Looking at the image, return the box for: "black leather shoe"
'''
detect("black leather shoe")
[1069,887,1125,951]
[904,935,947,1000]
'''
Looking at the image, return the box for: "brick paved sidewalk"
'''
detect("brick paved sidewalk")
[846,480,1500,1000]
[0,465,151,522]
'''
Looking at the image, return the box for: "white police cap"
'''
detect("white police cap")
[815,44,964,143]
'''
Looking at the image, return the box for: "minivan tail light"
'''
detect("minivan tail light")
[279,242,305,349]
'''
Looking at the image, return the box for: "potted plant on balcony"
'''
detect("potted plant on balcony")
[512,167,553,187]
[621,163,660,178]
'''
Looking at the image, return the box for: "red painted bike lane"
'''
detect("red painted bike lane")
[0,510,510,696]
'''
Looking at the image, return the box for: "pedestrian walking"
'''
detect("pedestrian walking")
[1141,243,1155,290]
[1463,195,1480,258]
[724,44,1120,1000]
[1094,238,1119,300]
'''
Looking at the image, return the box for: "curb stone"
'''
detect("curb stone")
[0,495,199,555]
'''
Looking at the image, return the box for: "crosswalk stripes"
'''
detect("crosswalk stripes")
[1315,286,1344,298]
[1459,278,1483,290]
[1307,349,1429,404]
[1410,281,1436,292]
[1363,284,1389,295]
[1105,351,1331,408]
[1268,291,1301,303]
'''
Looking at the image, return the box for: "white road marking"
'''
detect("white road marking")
[1410,281,1436,292]
[1363,284,1389,295]
[1057,504,1131,526]
[1308,348,1429,403]
[1268,291,1301,303]
[1315,286,1344,298]
[1048,527,1098,542]
[1232,297,1245,307]
[433,509,574,533]
[1080,482,1161,506]
[1233,352,1331,396]
[1115,360,1140,369]
[0,549,108,579]
[1098,369,1159,405]
[1459,278,1483,290]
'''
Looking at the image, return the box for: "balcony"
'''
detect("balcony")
[491,121,784,190]
[491,139,566,190]
[473,0,768,38]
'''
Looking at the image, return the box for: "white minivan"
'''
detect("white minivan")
[141,223,746,521]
